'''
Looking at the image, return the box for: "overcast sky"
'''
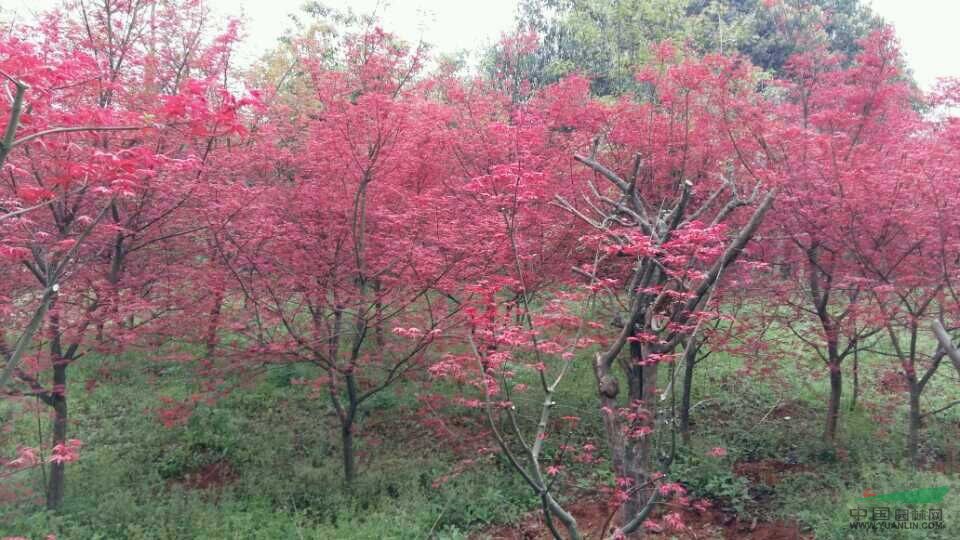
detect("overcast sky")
[6,0,959,90]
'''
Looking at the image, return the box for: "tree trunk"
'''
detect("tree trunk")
[679,340,697,445]
[614,346,658,529]
[341,372,359,486]
[824,362,842,442]
[372,279,384,361]
[341,419,355,485]
[46,361,68,511]
[203,287,225,362]
[907,384,921,468]
[542,492,581,540]
[849,349,859,412]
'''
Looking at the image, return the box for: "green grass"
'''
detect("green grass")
[671,338,960,538]
[2,333,958,538]
[1,354,537,539]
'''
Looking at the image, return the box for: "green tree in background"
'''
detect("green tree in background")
[491,0,885,96]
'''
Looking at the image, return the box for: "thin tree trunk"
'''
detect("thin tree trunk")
[824,361,842,442]
[541,490,581,539]
[371,279,384,361]
[0,287,58,390]
[849,348,859,412]
[341,420,355,485]
[46,361,68,511]
[341,372,359,486]
[203,287,225,361]
[908,384,921,468]
[679,340,697,445]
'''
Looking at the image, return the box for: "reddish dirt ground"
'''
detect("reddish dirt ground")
[477,499,610,540]
[167,460,237,491]
[476,457,816,539]
[475,499,807,539]
[733,459,810,487]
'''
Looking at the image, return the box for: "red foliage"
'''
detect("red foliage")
[2,1,960,531]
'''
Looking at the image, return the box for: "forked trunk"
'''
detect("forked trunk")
[596,344,659,532]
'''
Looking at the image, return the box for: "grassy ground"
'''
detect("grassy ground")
[1,341,958,539]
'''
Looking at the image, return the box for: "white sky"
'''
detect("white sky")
[868,0,959,90]
[232,0,520,63]
[5,0,959,91]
